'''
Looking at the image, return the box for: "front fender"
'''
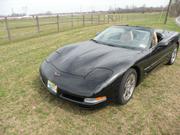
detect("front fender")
[94,63,133,95]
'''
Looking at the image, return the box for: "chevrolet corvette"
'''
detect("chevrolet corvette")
[39,25,179,106]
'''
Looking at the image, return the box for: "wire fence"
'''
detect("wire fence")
[0,12,166,44]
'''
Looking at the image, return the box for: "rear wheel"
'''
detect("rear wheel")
[167,46,178,65]
[116,68,137,105]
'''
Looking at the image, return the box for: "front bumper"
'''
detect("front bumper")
[39,61,110,106]
[40,74,107,106]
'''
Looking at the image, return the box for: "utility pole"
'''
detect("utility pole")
[164,0,172,24]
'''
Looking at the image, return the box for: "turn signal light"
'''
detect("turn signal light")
[84,96,107,104]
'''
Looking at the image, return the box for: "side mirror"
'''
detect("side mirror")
[96,32,100,36]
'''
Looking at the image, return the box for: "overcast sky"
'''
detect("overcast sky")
[0,0,169,15]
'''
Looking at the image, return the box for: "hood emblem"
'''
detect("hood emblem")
[54,72,61,77]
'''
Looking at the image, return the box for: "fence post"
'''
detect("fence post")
[104,14,106,24]
[91,14,93,25]
[71,14,74,28]
[98,14,100,25]
[57,14,60,32]
[4,17,11,41]
[108,15,110,23]
[35,16,40,33]
[82,14,85,27]
[61,15,64,31]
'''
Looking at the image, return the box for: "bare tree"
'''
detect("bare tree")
[170,0,180,17]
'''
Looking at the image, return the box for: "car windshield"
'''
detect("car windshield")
[93,26,151,49]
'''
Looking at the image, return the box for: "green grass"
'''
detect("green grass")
[0,13,180,135]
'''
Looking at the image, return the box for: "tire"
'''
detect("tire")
[167,45,178,65]
[116,68,137,105]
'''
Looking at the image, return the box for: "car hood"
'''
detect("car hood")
[49,40,141,77]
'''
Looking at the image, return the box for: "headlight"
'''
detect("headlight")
[85,68,113,83]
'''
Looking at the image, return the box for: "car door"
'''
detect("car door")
[143,41,169,73]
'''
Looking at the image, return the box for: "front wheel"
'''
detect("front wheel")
[167,46,178,65]
[116,68,137,105]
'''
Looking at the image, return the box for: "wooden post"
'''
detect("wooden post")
[57,14,60,32]
[164,0,172,24]
[71,14,74,28]
[61,15,64,31]
[108,15,110,23]
[35,16,40,33]
[82,14,85,27]
[98,14,100,25]
[104,14,106,24]
[91,14,93,25]
[4,17,11,41]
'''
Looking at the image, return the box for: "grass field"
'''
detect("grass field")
[0,13,180,135]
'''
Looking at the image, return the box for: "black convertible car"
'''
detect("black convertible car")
[40,25,179,106]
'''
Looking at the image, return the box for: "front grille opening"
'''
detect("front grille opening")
[61,93,84,102]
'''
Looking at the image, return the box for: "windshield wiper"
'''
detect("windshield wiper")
[102,42,116,47]
[90,39,99,43]
[91,39,117,47]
